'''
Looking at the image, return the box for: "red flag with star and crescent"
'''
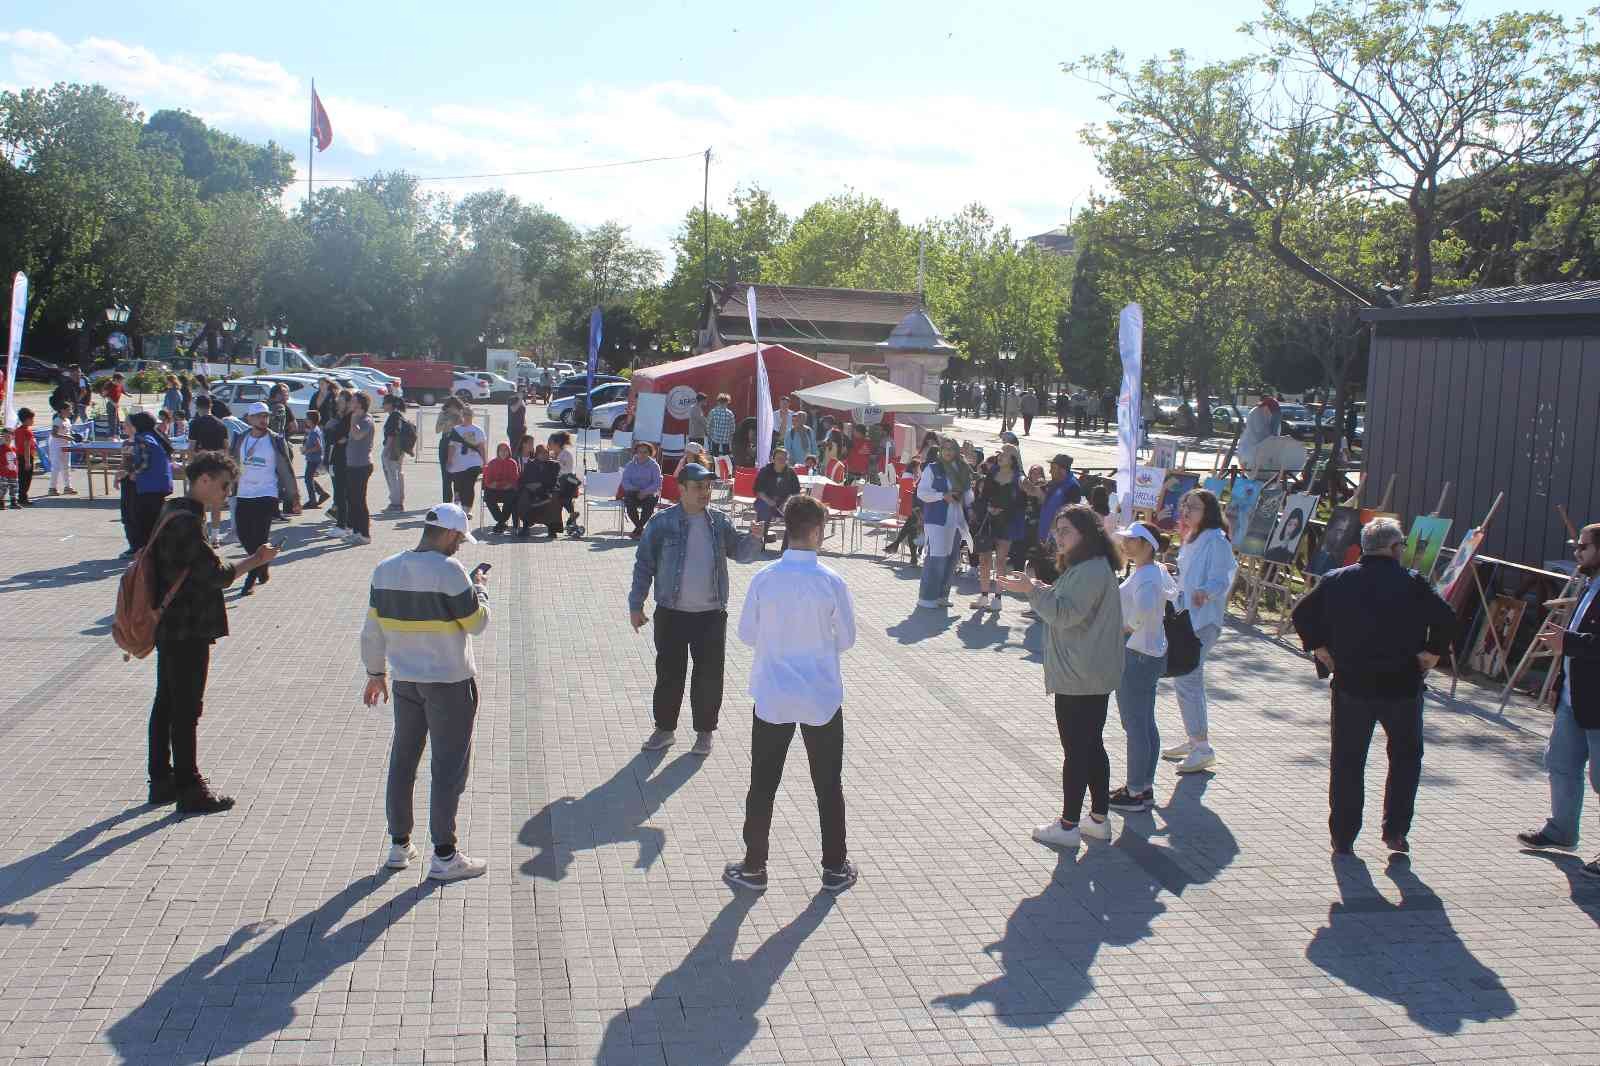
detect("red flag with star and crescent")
[311,87,333,152]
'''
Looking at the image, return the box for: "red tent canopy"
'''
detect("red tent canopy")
[629,343,850,429]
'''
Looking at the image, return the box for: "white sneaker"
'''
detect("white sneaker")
[1079,814,1112,841]
[385,841,418,869]
[1176,745,1216,774]
[427,851,487,881]
[351,533,371,545]
[1162,741,1194,761]
[690,731,714,756]
[642,728,676,751]
[1032,820,1081,849]
[972,593,991,610]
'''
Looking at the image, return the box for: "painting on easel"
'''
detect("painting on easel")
[1402,515,1453,578]
[1264,493,1318,564]
[1309,507,1362,575]
[1466,594,1528,678]
[1434,526,1485,603]
[1238,480,1286,557]
[1154,472,1199,531]
[1223,478,1263,538]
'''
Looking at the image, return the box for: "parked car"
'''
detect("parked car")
[210,377,315,427]
[550,373,626,402]
[1211,404,1247,433]
[13,355,64,383]
[89,359,170,384]
[547,382,631,428]
[588,399,632,433]
[1278,403,1338,442]
[339,365,404,398]
[453,373,490,402]
[471,372,518,403]
[1152,394,1183,423]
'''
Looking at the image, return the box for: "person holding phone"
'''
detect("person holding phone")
[360,503,492,882]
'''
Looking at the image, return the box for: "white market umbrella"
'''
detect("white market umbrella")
[790,373,937,416]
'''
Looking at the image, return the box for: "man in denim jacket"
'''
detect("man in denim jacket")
[629,463,758,756]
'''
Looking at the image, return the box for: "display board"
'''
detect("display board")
[633,392,667,444]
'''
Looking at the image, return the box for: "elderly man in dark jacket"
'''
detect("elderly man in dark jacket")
[146,451,277,813]
[1518,522,1600,875]
[1292,516,1456,856]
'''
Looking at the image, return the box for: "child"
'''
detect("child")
[301,409,329,506]
[0,427,18,509]
[48,407,76,496]
[12,408,37,506]
[105,375,126,435]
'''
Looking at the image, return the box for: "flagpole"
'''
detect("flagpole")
[308,79,314,215]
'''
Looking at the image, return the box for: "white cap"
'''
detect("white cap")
[1116,523,1161,552]
[423,503,478,542]
[242,401,270,418]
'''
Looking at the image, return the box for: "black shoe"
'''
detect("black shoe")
[177,779,235,815]
[821,861,859,893]
[1107,787,1154,813]
[1517,828,1574,850]
[723,862,768,892]
[1383,836,1410,855]
[1331,840,1355,856]
[492,523,506,535]
[148,777,179,805]
[1583,855,1600,880]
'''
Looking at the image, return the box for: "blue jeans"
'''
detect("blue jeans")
[1542,698,1600,846]
[1173,623,1221,742]
[918,551,956,605]
[1116,646,1166,793]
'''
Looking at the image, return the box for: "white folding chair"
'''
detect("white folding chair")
[853,482,903,553]
[612,430,633,451]
[582,471,626,534]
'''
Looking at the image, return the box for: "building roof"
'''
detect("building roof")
[1027,227,1077,255]
[1361,281,1600,322]
[712,283,923,328]
[879,309,957,353]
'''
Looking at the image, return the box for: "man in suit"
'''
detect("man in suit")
[1518,523,1600,876]
[1292,517,1457,856]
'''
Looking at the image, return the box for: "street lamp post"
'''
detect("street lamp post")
[998,349,1016,388]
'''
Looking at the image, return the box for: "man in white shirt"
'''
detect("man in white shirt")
[445,406,487,512]
[723,494,859,894]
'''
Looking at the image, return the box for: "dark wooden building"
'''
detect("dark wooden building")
[1360,282,1600,568]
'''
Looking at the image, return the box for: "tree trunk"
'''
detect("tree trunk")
[1409,188,1434,300]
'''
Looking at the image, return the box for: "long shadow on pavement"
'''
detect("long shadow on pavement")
[0,555,127,594]
[1305,854,1517,1034]
[107,873,440,1065]
[0,806,179,927]
[1518,849,1600,927]
[520,750,704,881]
[933,772,1237,1025]
[593,892,835,1064]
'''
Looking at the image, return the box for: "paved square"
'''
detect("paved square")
[2,426,1598,1065]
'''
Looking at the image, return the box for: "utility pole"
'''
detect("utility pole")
[702,148,712,289]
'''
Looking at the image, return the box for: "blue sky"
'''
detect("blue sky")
[4,0,1591,262]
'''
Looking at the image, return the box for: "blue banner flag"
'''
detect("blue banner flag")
[586,307,603,395]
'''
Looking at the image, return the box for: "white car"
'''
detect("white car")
[340,366,404,398]
[452,373,490,402]
[589,399,631,432]
[471,372,518,402]
[210,378,315,424]
[547,381,632,428]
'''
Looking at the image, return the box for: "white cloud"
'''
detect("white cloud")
[0,29,1099,263]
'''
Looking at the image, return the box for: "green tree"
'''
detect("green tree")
[142,108,294,201]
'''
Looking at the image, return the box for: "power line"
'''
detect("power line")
[309,149,708,185]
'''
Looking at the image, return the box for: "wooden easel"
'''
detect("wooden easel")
[1498,504,1587,712]
[1442,491,1505,701]
[1276,474,1368,636]
[1239,472,1288,624]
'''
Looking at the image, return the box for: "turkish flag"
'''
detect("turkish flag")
[311,87,333,152]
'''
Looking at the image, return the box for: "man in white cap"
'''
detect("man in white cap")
[227,401,298,595]
[360,502,491,881]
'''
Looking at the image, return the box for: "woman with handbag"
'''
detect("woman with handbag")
[1108,521,1177,813]
[1002,505,1126,849]
[1164,489,1238,774]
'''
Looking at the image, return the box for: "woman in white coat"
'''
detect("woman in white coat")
[1164,488,1237,773]
[915,438,973,609]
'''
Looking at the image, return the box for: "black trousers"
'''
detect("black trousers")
[484,489,517,527]
[129,491,168,551]
[1056,693,1110,824]
[345,465,372,536]
[236,495,276,591]
[119,479,137,549]
[17,459,32,503]
[1022,414,1034,435]
[451,468,480,512]
[518,491,562,536]
[330,461,347,525]
[1330,690,1424,846]
[625,491,656,529]
[742,709,846,870]
[652,607,726,733]
[149,639,211,786]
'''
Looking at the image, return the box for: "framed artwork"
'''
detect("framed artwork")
[1132,465,1165,509]
[1202,476,1228,499]
[1309,507,1361,575]
[1402,515,1453,578]
[1150,441,1177,472]
[1223,478,1263,537]
[1466,594,1527,678]
[1239,480,1286,557]
[1434,526,1484,604]
[1264,493,1319,564]
[1154,472,1199,531]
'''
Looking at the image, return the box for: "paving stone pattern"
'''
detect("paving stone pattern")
[1,424,1597,1065]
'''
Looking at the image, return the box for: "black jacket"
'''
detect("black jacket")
[1557,579,1600,728]
[188,414,229,453]
[1292,554,1457,698]
[150,498,238,643]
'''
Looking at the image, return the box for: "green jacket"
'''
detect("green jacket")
[1029,555,1125,696]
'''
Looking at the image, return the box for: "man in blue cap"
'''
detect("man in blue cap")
[629,463,757,756]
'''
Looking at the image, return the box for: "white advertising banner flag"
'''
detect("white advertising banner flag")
[3,272,27,429]
[1116,302,1143,523]
[749,286,774,468]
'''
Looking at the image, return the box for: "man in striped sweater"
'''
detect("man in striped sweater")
[360,503,492,881]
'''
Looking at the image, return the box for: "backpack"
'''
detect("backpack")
[397,417,419,457]
[112,511,191,660]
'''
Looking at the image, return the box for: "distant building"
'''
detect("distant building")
[699,282,960,404]
[1027,226,1077,255]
